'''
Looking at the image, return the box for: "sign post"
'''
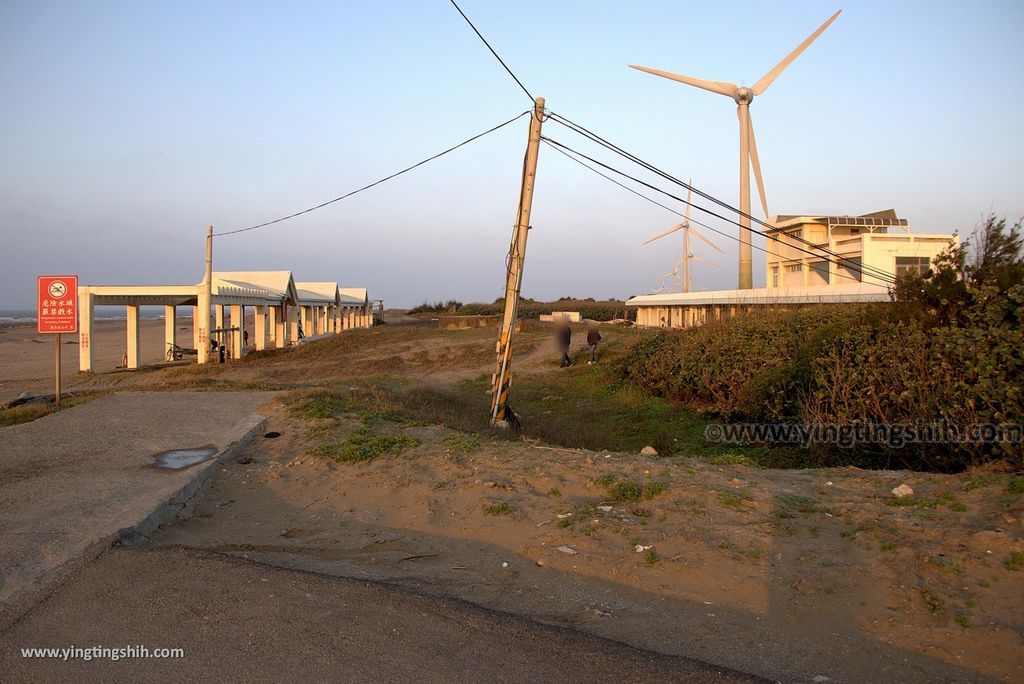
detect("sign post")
[37,275,78,406]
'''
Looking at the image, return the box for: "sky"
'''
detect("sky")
[1,0,1022,308]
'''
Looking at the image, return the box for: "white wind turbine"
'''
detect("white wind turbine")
[630,10,841,290]
[643,184,723,293]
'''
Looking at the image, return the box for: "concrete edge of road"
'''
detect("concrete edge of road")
[120,413,266,543]
[0,413,266,633]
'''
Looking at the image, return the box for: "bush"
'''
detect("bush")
[407,300,463,315]
[456,298,631,322]
[618,216,1024,472]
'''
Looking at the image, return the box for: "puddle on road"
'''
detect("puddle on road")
[153,446,218,470]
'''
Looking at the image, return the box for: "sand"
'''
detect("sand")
[0,320,175,404]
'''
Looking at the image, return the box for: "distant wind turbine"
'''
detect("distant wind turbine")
[643,183,723,293]
[630,9,842,290]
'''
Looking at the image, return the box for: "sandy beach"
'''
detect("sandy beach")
[0,319,181,404]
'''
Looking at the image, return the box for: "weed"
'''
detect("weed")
[774,493,819,519]
[808,526,821,539]
[288,390,350,420]
[920,588,945,616]
[443,433,484,454]
[717,490,752,509]
[954,610,972,628]
[978,578,990,588]
[1007,476,1024,497]
[881,540,895,552]
[644,550,660,565]
[547,487,562,497]
[483,501,516,516]
[961,474,1000,491]
[309,429,419,463]
[1005,551,1024,571]
[601,476,668,502]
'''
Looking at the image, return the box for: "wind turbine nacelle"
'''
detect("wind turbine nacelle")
[733,87,753,105]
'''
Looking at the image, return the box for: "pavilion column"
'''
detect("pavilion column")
[231,304,243,359]
[333,308,341,333]
[300,307,309,338]
[192,305,201,351]
[275,306,287,348]
[254,306,267,351]
[215,304,225,339]
[268,306,278,343]
[289,306,300,342]
[79,289,94,372]
[126,305,140,369]
[164,305,176,360]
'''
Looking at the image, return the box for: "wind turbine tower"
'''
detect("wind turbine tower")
[644,184,723,293]
[630,10,841,289]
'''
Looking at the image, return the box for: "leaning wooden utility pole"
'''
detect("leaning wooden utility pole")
[490,97,544,430]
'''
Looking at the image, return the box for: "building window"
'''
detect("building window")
[786,264,803,273]
[771,267,779,287]
[895,256,931,278]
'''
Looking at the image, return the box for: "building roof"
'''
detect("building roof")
[626,283,890,307]
[295,282,340,306]
[770,209,908,232]
[213,271,298,304]
[338,287,368,306]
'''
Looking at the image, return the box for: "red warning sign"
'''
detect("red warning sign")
[37,275,78,334]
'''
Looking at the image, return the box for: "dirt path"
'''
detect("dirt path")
[147,401,1023,683]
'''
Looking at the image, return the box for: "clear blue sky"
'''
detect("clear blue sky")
[2,0,1022,307]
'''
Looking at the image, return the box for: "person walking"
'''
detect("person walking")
[587,324,602,365]
[557,320,573,367]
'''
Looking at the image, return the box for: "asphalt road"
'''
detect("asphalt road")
[0,547,761,683]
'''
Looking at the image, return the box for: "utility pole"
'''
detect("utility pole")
[490,97,544,429]
[197,226,213,364]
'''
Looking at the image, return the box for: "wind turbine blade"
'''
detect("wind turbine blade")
[689,226,725,253]
[751,10,841,95]
[662,268,679,278]
[690,255,720,268]
[642,223,684,245]
[629,64,736,97]
[747,113,769,218]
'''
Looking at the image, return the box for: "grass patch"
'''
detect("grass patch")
[287,390,351,420]
[954,610,972,628]
[1005,551,1024,571]
[644,550,660,565]
[1007,476,1024,497]
[774,493,819,519]
[920,588,945,616]
[483,501,516,516]
[600,476,668,502]
[442,433,484,454]
[547,487,562,497]
[717,490,752,509]
[309,428,419,463]
[0,393,105,428]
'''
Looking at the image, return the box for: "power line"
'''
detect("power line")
[216,110,530,237]
[541,135,894,286]
[448,0,534,102]
[541,139,873,287]
[547,112,899,285]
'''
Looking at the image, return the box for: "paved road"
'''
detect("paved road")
[0,392,269,614]
[0,547,761,683]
